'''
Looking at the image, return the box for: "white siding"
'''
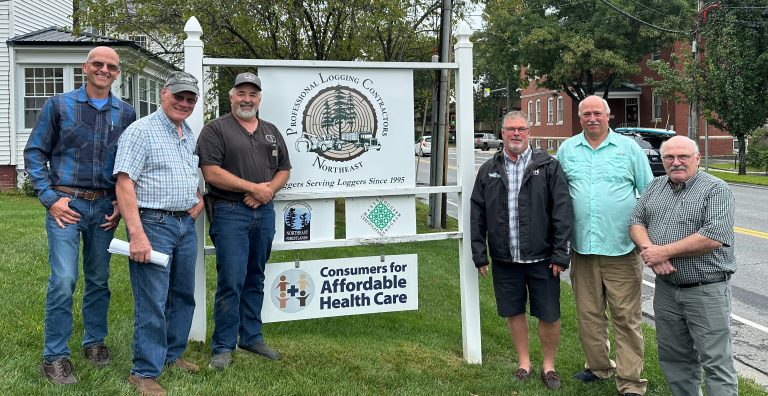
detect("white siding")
[0,1,12,164]
[13,0,71,35]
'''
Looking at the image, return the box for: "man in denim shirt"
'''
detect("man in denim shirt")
[24,46,136,385]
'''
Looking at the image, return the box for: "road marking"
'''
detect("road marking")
[734,226,768,239]
[642,279,768,334]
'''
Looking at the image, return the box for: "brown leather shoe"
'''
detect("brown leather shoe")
[128,375,166,396]
[83,343,110,367]
[172,358,200,373]
[513,367,531,381]
[41,357,77,384]
[541,369,562,390]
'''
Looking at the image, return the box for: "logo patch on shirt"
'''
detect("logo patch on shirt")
[532,169,540,175]
[265,134,277,143]
[488,172,501,178]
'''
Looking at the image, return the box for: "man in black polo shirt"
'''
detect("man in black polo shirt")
[629,135,737,396]
[197,72,291,369]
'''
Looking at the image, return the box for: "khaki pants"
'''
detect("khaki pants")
[571,251,648,395]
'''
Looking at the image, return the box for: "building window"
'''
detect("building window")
[651,51,662,61]
[556,96,563,124]
[535,139,541,149]
[74,67,86,89]
[23,67,64,128]
[138,76,161,117]
[547,139,554,150]
[547,97,554,124]
[535,99,541,125]
[527,101,532,124]
[130,34,149,49]
[652,91,662,120]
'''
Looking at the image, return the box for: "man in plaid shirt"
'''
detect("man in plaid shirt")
[629,135,737,396]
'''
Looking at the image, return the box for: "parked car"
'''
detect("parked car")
[474,133,503,151]
[614,127,677,176]
[414,136,432,157]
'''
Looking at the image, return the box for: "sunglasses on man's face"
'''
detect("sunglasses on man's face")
[87,61,120,73]
[172,93,198,105]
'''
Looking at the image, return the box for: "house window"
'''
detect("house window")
[547,97,554,124]
[138,76,161,117]
[527,101,532,123]
[130,34,148,49]
[547,139,554,150]
[74,67,86,89]
[535,99,541,125]
[556,96,563,124]
[535,139,541,149]
[652,91,662,119]
[23,67,64,128]
[651,51,662,61]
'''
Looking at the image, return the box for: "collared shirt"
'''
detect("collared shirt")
[557,130,653,256]
[630,171,735,284]
[504,147,543,263]
[23,85,136,208]
[113,110,199,211]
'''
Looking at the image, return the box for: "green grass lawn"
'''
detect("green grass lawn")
[705,169,768,186]
[1,194,765,395]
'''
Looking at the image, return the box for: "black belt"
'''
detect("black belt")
[52,186,111,200]
[670,274,730,289]
[139,208,189,217]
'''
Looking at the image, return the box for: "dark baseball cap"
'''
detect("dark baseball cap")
[164,71,199,95]
[233,72,262,90]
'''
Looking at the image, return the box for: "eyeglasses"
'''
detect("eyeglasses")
[662,154,693,163]
[503,127,530,133]
[87,61,120,72]
[172,93,198,105]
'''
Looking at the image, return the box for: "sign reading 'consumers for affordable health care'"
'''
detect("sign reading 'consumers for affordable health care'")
[259,68,415,194]
[262,255,418,323]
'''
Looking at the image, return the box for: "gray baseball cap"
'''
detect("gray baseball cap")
[164,71,199,95]
[233,72,262,90]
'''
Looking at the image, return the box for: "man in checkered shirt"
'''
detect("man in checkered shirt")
[629,135,737,396]
[114,71,205,396]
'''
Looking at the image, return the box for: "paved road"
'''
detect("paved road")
[415,147,768,388]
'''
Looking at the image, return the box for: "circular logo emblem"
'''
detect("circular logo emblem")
[295,85,380,161]
[271,268,314,313]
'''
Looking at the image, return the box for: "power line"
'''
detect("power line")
[598,0,692,35]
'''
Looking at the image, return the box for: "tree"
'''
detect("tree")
[477,0,690,103]
[75,0,451,118]
[746,127,768,174]
[699,3,768,175]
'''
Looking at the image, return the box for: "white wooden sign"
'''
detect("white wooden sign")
[259,68,415,194]
[262,254,418,323]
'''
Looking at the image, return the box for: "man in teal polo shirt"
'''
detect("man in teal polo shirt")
[556,95,653,396]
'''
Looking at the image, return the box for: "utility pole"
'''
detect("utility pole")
[429,0,452,229]
[689,0,704,143]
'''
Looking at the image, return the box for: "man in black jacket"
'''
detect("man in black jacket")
[471,111,573,390]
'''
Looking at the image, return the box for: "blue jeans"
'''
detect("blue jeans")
[43,193,115,361]
[129,209,197,378]
[210,201,275,354]
[654,278,738,396]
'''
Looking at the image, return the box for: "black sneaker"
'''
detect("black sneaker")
[573,370,602,383]
[83,343,110,367]
[237,342,280,360]
[41,357,77,384]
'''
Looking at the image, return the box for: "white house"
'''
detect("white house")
[1,0,176,188]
